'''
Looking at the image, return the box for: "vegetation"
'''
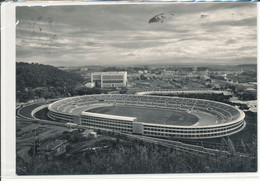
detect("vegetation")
[236,71,257,83]
[16,110,257,175]
[239,92,257,101]
[16,134,257,175]
[119,87,128,94]
[16,62,86,102]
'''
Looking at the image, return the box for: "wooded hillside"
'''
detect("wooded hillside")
[16,62,84,102]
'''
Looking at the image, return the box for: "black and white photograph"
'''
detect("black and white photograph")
[15,2,257,175]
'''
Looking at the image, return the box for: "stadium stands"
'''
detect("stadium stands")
[48,94,246,139]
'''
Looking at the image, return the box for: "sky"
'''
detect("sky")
[16,3,257,67]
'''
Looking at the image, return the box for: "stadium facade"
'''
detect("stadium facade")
[47,94,246,139]
[91,72,127,88]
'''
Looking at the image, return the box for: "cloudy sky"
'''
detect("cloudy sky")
[16,3,257,66]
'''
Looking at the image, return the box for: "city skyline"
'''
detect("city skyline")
[16,3,257,66]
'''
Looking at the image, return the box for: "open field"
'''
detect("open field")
[88,106,198,126]
[16,117,69,163]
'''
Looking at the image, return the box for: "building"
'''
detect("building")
[48,94,245,139]
[91,72,127,88]
[82,129,98,138]
[136,82,151,88]
[138,70,144,74]
[234,82,257,93]
[244,88,257,98]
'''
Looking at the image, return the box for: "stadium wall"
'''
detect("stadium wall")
[47,94,246,139]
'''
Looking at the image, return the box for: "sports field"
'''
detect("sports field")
[87,106,198,126]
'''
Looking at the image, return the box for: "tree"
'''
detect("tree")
[43,91,55,101]
[65,145,72,153]
[140,74,147,80]
[119,87,127,94]
[16,62,84,102]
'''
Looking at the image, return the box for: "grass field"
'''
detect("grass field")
[88,106,198,126]
[16,117,69,163]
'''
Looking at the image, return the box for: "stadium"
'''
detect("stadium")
[47,94,246,139]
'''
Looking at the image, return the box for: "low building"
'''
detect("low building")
[136,82,151,88]
[235,83,256,92]
[91,72,127,88]
[213,84,220,90]
[244,88,257,97]
[82,129,97,138]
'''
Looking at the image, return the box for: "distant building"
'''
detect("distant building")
[235,82,257,92]
[213,84,220,90]
[91,72,127,88]
[136,82,151,88]
[82,129,97,138]
[244,88,257,96]
[80,68,88,71]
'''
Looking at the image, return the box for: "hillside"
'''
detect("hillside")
[16,62,84,102]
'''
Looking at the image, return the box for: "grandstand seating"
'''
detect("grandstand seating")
[49,94,243,124]
[48,94,245,139]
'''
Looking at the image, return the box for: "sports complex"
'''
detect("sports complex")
[47,93,246,139]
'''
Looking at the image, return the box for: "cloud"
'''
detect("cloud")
[16,3,257,66]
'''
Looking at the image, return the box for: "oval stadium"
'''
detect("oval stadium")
[47,94,246,139]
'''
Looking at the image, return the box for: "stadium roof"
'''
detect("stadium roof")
[81,111,136,122]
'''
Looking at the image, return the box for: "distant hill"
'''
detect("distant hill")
[236,64,256,68]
